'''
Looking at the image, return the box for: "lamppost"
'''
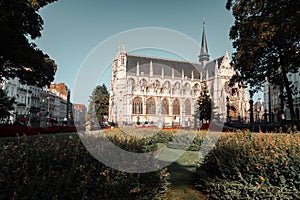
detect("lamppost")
[226,96,230,123]
[46,96,50,127]
[47,96,50,113]
[40,99,46,128]
[28,111,31,127]
[14,111,18,124]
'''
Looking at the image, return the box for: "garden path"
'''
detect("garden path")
[156,146,208,200]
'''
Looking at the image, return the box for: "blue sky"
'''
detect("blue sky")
[34,0,261,105]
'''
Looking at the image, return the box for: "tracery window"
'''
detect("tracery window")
[154,80,161,88]
[173,98,180,115]
[132,97,143,114]
[185,99,191,115]
[161,98,169,115]
[184,83,191,89]
[146,98,156,114]
[174,82,180,89]
[163,81,171,88]
[141,79,148,87]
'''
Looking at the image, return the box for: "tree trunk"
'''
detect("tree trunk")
[279,85,285,115]
[280,60,297,132]
[249,97,254,125]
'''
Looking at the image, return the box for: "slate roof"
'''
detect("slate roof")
[126,54,222,79]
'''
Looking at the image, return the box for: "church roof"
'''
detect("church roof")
[126,54,221,79]
[126,54,203,79]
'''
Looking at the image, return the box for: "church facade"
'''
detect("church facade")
[109,26,249,128]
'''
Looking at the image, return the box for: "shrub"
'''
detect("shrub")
[195,132,300,199]
[166,130,206,151]
[0,134,169,199]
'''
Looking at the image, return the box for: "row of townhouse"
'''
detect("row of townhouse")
[264,72,300,122]
[1,77,72,126]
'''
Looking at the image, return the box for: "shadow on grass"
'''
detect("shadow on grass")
[168,162,196,186]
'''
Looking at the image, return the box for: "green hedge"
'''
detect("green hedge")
[0,133,169,200]
[148,130,206,151]
[195,132,300,199]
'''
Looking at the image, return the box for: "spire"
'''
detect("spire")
[121,42,126,54]
[199,20,210,63]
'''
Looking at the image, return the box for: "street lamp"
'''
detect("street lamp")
[226,96,230,123]
[27,111,31,126]
[47,97,50,113]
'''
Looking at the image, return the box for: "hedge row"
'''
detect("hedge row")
[195,132,300,199]
[0,133,169,200]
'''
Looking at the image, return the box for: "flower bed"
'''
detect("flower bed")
[0,133,169,199]
[0,124,79,137]
[195,132,300,199]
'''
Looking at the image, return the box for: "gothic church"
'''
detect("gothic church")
[109,25,249,128]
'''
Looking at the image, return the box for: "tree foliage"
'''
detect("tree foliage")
[87,84,109,125]
[0,89,15,122]
[197,83,213,123]
[226,0,300,127]
[0,0,58,87]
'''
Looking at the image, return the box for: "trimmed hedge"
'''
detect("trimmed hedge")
[0,133,169,200]
[195,132,300,199]
[148,130,206,151]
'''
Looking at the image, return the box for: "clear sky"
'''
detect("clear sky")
[34,0,261,105]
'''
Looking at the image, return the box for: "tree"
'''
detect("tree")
[0,0,58,87]
[197,83,213,123]
[87,84,109,126]
[0,89,15,122]
[226,0,300,130]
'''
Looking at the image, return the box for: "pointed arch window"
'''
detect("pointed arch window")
[154,80,161,88]
[132,97,143,114]
[173,98,180,115]
[184,83,191,90]
[163,81,171,88]
[162,98,169,115]
[185,99,191,115]
[146,98,156,114]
